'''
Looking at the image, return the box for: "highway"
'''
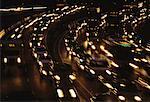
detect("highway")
[1,1,150,101]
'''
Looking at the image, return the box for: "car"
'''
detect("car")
[52,63,79,101]
[34,46,47,53]
[38,61,54,82]
[91,92,118,102]
[90,59,109,68]
[56,78,79,101]
[99,69,143,101]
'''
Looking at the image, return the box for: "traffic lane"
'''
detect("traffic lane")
[60,41,120,101]
[74,68,118,101]
[22,27,58,100]
[1,65,26,94]
[1,7,89,101]
[50,4,149,101]
[56,28,114,101]
[1,62,37,101]
[56,20,139,102]
[56,78,80,102]
[54,32,92,101]
[53,63,80,101]
[1,26,58,101]
[86,37,149,81]
[77,68,109,94]
[45,9,91,62]
[1,49,57,101]
[58,38,117,101]
[94,67,150,101]
[46,9,87,59]
[23,64,57,101]
[46,21,67,62]
[73,81,91,101]
[55,28,105,95]
[1,40,27,95]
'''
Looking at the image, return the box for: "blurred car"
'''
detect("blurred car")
[90,59,109,68]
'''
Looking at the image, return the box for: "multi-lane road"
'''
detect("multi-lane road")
[1,1,150,101]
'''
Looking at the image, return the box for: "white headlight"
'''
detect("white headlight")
[4,57,8,63]
[129,63,139,69]
[57,89,64,98]
[118,95,125,101]
[90,69,95,74]
[91,45,96,50]
[42,70,47,76]
[17,57,21,63]
[111,61,119,67]
[54,75,60,80]
[106,70,111,75]
[69,74,76,80]
[80,65,85,70]
[105,83,114,89]
[134,96,142,101]
[69,89,76,98]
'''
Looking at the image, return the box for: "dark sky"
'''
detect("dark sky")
[0,0,126,8]
[0,0,58,8]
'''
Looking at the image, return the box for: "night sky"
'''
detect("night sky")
[0,0,58,8]
[0,0,126,9]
